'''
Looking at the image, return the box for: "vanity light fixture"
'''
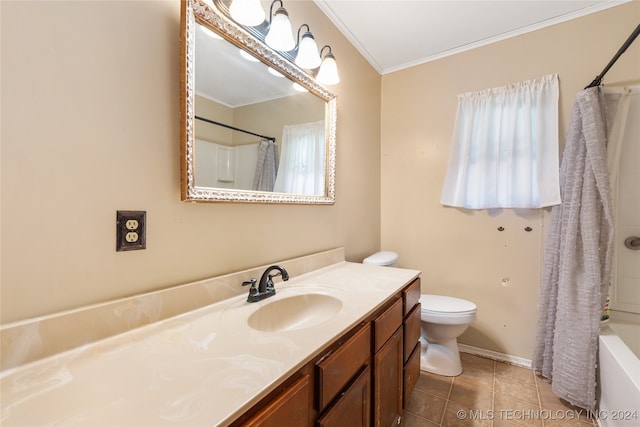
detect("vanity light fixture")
[229,0,265,27]
[294,24,322,70]
[316,45,340,85]
[264,0,295,51]
[212,0,339,85]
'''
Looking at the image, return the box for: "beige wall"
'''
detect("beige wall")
[0,0,381,324]
[381,2,640,359]
[194,95,234,144]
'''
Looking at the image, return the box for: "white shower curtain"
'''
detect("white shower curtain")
[273,121,325,195]
[602,86,634,314]
[533,87,616,410]
[253,139,278,192]
[603,87,632,193]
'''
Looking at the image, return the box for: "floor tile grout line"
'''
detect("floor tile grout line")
[534,370,546,427]
[492,359,496,427]
[437,376,452,426]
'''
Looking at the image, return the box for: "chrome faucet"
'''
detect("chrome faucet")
[242,265,289,303]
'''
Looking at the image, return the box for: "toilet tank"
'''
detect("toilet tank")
[363,251,399,267]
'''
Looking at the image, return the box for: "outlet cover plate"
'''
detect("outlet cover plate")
[116,211,146,251]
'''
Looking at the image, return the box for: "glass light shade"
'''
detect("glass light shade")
[295,32,321,69]
[229,0,265,26]
[265,8,295,51]
[316,53,340,85]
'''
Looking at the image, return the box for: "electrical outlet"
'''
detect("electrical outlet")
[116,211,146,251]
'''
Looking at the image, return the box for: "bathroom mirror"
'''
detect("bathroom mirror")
[181,0,337,204]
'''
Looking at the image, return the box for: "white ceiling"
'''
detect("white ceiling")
[314,0,629,74]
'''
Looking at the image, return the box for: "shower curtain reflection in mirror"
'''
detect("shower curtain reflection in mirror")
[253,139,278,192]
[274,121,326,195]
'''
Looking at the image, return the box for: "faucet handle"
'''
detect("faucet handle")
[242,278,257,287]
[265,273,279,291]
[242,278,258,299]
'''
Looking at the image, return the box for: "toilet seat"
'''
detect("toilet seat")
[420,295,476,313]
[420,295,477,325]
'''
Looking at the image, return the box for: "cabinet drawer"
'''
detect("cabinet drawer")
[403,278,421,316]
[403,342,421,408]
[373,298,403,352]
[316,323,371,411]
[403,303,421,363]
[243,373,312,427]
[316,366,370,427]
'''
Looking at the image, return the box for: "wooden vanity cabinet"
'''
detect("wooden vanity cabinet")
[231,278,421,427]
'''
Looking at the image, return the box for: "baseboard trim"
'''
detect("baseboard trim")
[459,344,532,369]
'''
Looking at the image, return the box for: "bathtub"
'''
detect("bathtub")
[597,312,640,427]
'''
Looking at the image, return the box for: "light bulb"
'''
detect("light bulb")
[316,52,340,85]
[265,7,295,51]
[295,31,321,69]
[229,0,265,26]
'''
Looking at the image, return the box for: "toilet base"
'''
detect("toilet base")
[420,339,463,377]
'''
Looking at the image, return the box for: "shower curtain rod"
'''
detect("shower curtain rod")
[195,115,276,142]
[585,23,640,89]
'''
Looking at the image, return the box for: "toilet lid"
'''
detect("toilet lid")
[363,251,398,266]
[420,294,476,314]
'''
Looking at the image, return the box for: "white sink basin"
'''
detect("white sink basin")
[247,293,343,332]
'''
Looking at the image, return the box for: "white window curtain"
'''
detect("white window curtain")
[441,74,560,209]
[274,121,325,195]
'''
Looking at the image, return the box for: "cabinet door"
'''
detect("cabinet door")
[403,303,421,363]
[374,328,403,427]
[316,366,371,427]
[243,374,312,427]
[403,342,420,408]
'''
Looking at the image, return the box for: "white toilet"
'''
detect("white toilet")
[419,294,476,376]
[363,251,477,377]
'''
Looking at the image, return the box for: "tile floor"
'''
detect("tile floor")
[401,353,597,427]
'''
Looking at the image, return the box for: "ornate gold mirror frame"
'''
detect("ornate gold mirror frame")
[180,0,337,204]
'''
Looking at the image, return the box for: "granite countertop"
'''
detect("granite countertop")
[1,261,420,426]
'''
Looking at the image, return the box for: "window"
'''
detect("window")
[441,74,560,209]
